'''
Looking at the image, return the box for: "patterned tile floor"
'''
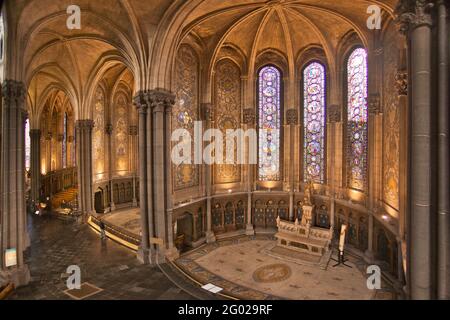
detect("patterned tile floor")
[8,214,193,300]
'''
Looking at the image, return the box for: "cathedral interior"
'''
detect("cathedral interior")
[0,0,449,301]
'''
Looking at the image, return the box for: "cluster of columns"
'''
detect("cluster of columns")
[76,120,94,218]
[134,89,179,265]
[397,0,449,299]
[29,129,41,203]
[0,80,30,286]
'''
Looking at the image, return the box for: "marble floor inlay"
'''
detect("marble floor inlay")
[175,237,395,300]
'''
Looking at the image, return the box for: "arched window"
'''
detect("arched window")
[346,48,368,191]
[25,118,30,172]
[62,112,68,168]
[258,66,282,181]
[303,62,326,183]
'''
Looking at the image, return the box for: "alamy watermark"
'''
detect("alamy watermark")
[171,121,263,166]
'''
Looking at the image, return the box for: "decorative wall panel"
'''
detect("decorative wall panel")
[114,93,129,173]
[173,45,199,190]
[383,29,401,211]
[93,87,105,180]
[214,59,242,184]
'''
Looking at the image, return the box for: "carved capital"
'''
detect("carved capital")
[369,93,382,115]
[243,108,256,125]
[327,105,341,123]
[148,89,176,113]
[76,119,95,130]
[67,136,74,143]
[129,125,138,136]
[395,70,408,96]
[29,129,41,137]
[133,91,150,114]
[396,0,434,35]
[286,109,298,125]
[57,134,64,142]
[200,103,213,121]
[2,80,26,107]
[105,124,113,135]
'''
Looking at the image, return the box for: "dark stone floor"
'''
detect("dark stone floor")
[8,214,194,300]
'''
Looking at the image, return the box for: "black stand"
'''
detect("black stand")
[331,250,352,268]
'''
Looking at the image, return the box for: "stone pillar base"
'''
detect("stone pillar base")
[132,199,138,207]
[206,231,216,243]
[24,231,31,250]
[165,247,180,262]
[364,250,375,263]
[0,265,30,288]
[110,203,116,212]
[137,247,150,264]
[245,224,255,236]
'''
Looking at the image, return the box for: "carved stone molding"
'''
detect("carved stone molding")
[129,125,138,136]
[67,136,74,143]
[1,80,26,107]
[76,119,94,130]
[105,123,113,135]
[243,108,256,125]
[286,109,298,125]
[30,129,41,136]
[148,89,176,113]
[369,93,382,115]
[200,103,213,121]
[396,0,434,34]
[45,132,53,141]
[395,70,408,96]
[57,134,64,142]
[133,91,150,113]
[327,105,341,123]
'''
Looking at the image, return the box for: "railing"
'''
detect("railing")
[41,167,77,197]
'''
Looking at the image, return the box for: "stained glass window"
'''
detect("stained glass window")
[25,118,30,171]
[62,112,67,168]
[347,48,368,191]
[303,62,326,183]
[258,66,281,181]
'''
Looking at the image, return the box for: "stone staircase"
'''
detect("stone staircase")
[51,187,78,209]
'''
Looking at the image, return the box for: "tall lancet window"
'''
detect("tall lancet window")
[303,62,326,183]
[258,66,281,181]
[346,48,368,191]
[25,118,30,172]
[62,112,68,168]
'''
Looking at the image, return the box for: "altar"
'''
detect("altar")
[275,181,332,257]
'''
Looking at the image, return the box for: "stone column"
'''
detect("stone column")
[366,95,382,262]
[368,93,383,207]
[129,125,138,206]
[201,103,216,243]
[45,132,52,176]
[396,70,409,243]
[0,80,30,287]
[105,124,115,211]
[437,0,449,300]
[286,109,298,221]
[134,92,151,264]
[30,129,41,203]
[148,89,177,262]
[397,0,434,299]
[327,105,341,235]
[243,108,256,235]
[75,120,94,219]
